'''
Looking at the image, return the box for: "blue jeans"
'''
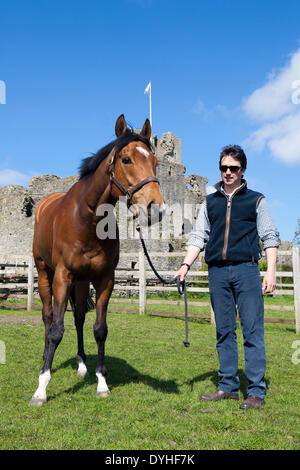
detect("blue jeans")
[208,262,266,399]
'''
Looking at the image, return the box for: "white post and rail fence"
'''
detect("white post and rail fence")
[0,248,300,334]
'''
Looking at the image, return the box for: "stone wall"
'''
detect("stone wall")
[0,185,35,255]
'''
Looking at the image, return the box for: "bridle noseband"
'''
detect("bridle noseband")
[110,174,159,204]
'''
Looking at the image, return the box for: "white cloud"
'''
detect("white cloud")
[192,100,229,120]
[242,45,300,164]
[192,100,213,120]
[0,169,34,187]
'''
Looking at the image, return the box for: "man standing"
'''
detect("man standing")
[175,145,279,409]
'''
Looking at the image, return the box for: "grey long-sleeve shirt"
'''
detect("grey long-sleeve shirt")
[186,192,280,253]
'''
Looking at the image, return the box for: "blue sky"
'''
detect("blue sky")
[1,0,300,241]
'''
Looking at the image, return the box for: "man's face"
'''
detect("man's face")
[220,155,244,188]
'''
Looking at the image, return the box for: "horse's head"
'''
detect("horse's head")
[109,115,165,225]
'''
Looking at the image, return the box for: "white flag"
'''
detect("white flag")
[144,82,151,94]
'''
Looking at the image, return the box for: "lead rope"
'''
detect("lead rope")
[136,225,190,347]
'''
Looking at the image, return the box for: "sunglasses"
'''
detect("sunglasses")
[220,165,241,173]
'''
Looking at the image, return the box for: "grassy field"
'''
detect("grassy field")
[0,296,299,450]
[110,292,295,321]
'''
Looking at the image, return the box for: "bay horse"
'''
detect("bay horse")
[30,115,165,405]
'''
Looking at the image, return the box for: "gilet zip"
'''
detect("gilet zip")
[215,182,246,261]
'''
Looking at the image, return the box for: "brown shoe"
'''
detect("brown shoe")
[240,396,264,409]
[200,390,239,402]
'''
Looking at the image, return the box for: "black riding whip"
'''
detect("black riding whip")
[136,225,190,347]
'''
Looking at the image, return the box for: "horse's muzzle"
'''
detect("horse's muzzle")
[129,202,165,226]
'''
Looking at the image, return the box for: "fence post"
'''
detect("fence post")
[27,256,34,311]
[292,246,300,334]
[139,247,146,315]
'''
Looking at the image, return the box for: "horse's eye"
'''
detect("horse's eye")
[122,157,132,164]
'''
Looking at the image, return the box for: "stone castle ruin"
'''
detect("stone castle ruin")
[0,131,208,268]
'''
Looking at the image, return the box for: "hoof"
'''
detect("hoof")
[30,396,46,406]
[96,390,111,398]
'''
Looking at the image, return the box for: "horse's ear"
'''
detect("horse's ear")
[115,114,127,137]
[140,118,151,139]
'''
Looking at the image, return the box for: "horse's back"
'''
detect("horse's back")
[35,192,66,224]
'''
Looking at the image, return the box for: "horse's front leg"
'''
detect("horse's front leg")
[92,272,114,398]
[73,280,90,378]
[30,266,73,406]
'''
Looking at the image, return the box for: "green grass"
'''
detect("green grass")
[0,300,299,450]
[110,293,296,322]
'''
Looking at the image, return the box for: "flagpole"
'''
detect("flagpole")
[149,82,152,127]
[144,81,152,127]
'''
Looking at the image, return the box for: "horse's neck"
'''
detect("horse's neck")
[80,167,116,215]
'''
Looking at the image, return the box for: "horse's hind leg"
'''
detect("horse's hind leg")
[33,254,54,361]
[29,256,53,406]
[72,281,90,378]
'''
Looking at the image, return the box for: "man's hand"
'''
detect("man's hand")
[262,271,276,294]
[174,265,189,283]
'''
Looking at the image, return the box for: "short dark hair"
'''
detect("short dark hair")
[219,145,247,170]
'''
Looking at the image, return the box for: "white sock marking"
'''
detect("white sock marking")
[32,369,51,402]
[96,372,109,393]
[77,361,88,378]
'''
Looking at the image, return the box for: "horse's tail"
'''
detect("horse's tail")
[86,291,96,311]
[69,287,77,312]
[69,284,96,313]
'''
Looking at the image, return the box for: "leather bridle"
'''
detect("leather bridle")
[108,148,160,206]
[110,174,159,202]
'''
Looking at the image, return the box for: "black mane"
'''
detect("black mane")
[79,129,153,180]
